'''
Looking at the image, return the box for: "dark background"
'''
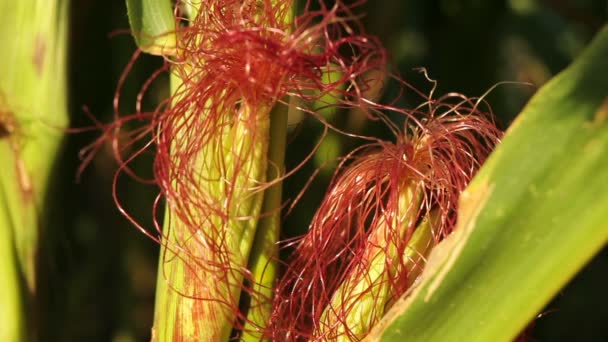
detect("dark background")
[40,0,608,340]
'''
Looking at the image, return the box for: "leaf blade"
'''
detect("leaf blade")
[370,25,608,342]
[126,0,176,55]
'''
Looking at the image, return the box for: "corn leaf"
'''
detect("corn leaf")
[0,0,69,293]
[368,25,608,342]
[0,0,69,339]
[126,0,176,55]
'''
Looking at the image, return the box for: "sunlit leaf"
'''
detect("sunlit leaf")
[369,25,608,342]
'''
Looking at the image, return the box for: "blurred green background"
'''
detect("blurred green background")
[43,0,607,341]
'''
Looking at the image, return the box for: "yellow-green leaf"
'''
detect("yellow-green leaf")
[369,25,608,342]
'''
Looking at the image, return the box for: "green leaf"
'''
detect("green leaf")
[369,25,608,342]
[126,0,176,55]
[0,0,69,292]
[0,187,25,342]
[0,0,69,339]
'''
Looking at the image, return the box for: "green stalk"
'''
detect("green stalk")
[0,188,25,341]
[241,98,290,342]
[241,4,296,338]
[0,0,68,339]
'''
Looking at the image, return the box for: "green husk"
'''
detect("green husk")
[152,72,271,341]
[318,187,436,341]
[240,99,289,342]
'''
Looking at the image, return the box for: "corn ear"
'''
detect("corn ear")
[152,72,271,341]
[318,186,436,341]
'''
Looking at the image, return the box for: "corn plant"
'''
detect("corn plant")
[0,0,606,341]
[0,0,68,340]
[119,0,385,340]
[67,1,608,341]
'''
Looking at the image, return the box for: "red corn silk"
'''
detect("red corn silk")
[270,93,502,341]
[79,0,389,335]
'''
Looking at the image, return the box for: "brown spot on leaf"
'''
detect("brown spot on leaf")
[33,34,47,76]
[591,97,608,126]
[0,121,11,138]
[0,95,32,202]
[15,157,33,201]
[0,100,15,138]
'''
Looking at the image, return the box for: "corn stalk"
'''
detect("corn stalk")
[0,0,69,340]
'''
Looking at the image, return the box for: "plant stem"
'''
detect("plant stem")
[241,97,290,342]
[0,188,25,341]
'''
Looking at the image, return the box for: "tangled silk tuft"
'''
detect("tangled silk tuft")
[270,93,502,341]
